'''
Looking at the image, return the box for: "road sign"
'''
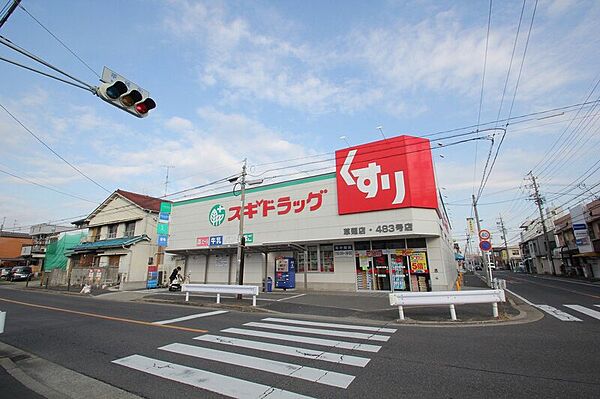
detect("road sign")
[479,240,492,252]
[157,235,168,247]
[479,229,491,240]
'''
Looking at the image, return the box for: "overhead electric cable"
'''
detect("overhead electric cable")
[0,167,97,203]
[0,101,111,193]
[472,0,493,197]
[477,0,538,200]
[18,3,100,78]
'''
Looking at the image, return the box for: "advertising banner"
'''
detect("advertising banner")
[409,252,428,273]
[570,204,593,253]
[335,135,438,215]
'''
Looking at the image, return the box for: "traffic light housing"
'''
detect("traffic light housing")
[97,67,156,118]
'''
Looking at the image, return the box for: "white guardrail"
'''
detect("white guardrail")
[182,284,260,306]
[0,311,5,334]
[389,289,506,321]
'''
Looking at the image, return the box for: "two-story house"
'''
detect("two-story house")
[554,199,600,279]
[68,189,166,290]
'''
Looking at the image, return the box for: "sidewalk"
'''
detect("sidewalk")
[123,273,520,324]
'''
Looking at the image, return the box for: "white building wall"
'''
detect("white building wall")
[168,174,456,292]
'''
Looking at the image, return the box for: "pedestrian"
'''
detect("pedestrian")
[169,266,181,285]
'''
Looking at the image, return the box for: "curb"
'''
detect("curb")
[0,341,142,399]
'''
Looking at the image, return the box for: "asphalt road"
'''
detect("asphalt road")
[1,276,599,398]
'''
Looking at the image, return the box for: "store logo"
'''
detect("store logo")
[208,204,226,227]
[339,149,405,204]
[335,136,438,215]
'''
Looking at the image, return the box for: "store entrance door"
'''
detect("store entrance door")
[372,255,390,290]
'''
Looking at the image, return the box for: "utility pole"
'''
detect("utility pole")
[161,165,175,197]
[528,172,556,275]
[0,0,21,29]
[497,214,510,269]
[236,159,248,299]
[472,194,491,286]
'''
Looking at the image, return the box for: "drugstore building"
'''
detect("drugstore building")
[165,135,457,292]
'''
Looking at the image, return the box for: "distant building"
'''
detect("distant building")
[21,223,74,274]
[0,231,32,267]
[554,199,600,279]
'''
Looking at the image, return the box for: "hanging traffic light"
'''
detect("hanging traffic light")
[96,67,156,118]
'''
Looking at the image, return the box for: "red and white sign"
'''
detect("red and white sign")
[196,236,209,247]
[335,135,438,215]
[479,229,491,240]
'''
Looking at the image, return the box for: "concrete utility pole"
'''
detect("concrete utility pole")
[472,194,491,286]
[236,159,248,299]
[497,214,510,269]
[528,172,556,275]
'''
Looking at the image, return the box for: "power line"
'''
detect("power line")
[0,101,111,193]
[472,0,493,198]
[0,167,97,203]
[18,3,100,79]
[476,0,538,201]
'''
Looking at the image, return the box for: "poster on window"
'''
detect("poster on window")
[359,256,369,271]
[409,252,428,274]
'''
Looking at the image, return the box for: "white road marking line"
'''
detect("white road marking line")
[194,334,370,367]
[564,305,600,320]
[262,317,397,334]
[152,310,229,325]
[596,305,600,309]
[112,354,312,399]
[504,288,535,306]
[244,322,389,341]
[160,343,355,389]
[221,328,382,353]
[535,305,582,321]
[276,294,307,302]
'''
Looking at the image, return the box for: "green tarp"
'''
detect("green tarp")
[44,231,87,271]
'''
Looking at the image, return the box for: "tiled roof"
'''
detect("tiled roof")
[0,231,31,239]
[116,189,166,212]
[70,235,149,252]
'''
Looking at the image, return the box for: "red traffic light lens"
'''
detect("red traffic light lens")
[120,90,142,107]
[135,98,156,115]
[105,81,128,99]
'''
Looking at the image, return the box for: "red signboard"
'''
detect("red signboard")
[335,135,438,215]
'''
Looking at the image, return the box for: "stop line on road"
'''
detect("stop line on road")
[112,316,397,398]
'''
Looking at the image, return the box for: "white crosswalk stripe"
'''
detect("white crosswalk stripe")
[244,321,390,341]
[261,317,397,333]
[220,327,382,352]
[113,317,396,397]
[160,343,355,388]
[194,334,370,366]
[535,305,582,321]
[564,305,600,320]
[112,354,313,399]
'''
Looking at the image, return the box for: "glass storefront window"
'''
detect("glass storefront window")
[297,245,334,272]
[320,245,334,272]
[407,238,427,248]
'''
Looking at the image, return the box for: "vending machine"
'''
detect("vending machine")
[274,257,296,290]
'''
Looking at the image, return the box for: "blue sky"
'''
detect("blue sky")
[1,0,599,249]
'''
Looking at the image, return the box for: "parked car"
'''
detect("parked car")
[7,266,33,281]
[0,266,13,279]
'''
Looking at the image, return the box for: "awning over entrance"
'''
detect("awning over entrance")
[166,242,306,256]
[70,235,149,253]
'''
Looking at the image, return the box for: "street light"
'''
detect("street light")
[339,135,350,147]
[376,125,386,139]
